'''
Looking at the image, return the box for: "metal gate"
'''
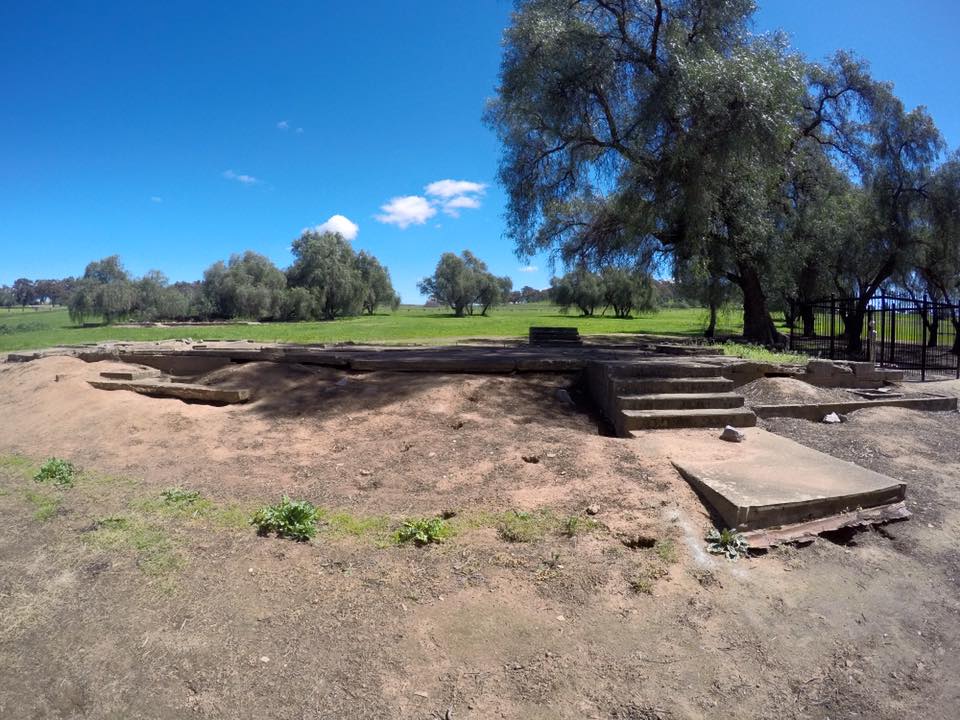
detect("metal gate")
[788,294,960,381]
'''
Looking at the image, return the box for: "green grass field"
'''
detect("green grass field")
[0,304,746,353]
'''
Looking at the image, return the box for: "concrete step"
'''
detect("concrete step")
[623,407,757,431]
[612,377,734,395]
[617,392,745,411]
[606,362,722,379]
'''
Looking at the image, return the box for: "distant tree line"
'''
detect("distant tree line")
[0,231,402,325]
[82,232,396,324]
[549,267,656,319]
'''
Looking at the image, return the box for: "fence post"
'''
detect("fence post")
[879,294,886,368]
[789,299,795,351]
[889,304,897,364]
[829,295,836,360]
[868,310,876,365]
[921,299,928,382]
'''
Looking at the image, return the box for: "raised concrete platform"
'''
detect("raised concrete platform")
[665,428,906,533]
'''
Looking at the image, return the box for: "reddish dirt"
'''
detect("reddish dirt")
[1,358,959,719]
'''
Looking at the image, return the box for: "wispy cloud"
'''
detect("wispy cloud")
[377,178,486,228]
[277,120,304,134]
[425,179,486,198]
[307,214,359,240]
[150,196,163,204]
[519,265,538,273]
[222,169,259,185]
[375,195,437,229]
[441,194,481,218]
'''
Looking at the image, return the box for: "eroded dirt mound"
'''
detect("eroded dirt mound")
[739,376,849,405]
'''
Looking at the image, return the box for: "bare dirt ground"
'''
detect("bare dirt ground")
[1,357,959,719]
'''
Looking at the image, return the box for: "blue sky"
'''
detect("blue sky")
[2,0,958,301]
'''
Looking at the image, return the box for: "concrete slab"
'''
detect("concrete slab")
[664,428,906,531]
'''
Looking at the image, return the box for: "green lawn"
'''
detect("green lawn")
[0,304,744,353]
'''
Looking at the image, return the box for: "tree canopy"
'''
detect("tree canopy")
[487,0,956,345]
[418,251,513,317]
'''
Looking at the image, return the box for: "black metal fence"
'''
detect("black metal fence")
[788,294,960,381]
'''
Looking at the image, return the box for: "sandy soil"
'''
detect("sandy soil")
[1,358,959,719]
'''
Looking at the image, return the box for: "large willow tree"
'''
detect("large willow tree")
[486,0,937,344]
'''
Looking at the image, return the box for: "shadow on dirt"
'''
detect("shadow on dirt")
[192,361,598,428]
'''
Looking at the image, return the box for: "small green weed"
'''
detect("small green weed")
[251,497,320,541]
[706,528,750,560]
[394,517,451,546]
[34,458,77,487]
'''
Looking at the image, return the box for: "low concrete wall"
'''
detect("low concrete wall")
[753,395,958,420]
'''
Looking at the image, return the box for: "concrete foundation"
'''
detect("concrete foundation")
[667,428,906,532]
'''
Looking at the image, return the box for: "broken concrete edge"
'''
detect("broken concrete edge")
[742,502,911,549]
[672,460,906,532]
[752,395,957,419]
[88,379,251,405]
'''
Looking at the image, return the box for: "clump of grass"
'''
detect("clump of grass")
[85,516,182,576]
[628,573,656,594]
[34,458,77,487]
[322,511,391,540]
[394,517,451,546]
[716,341,807,364]
[251,497,320,541]
[160,487,201,505]
[654,538,678,564]
[497,510,554,543]
[706,528,749,560]
[560,514,599,538]
[24,489,61,521]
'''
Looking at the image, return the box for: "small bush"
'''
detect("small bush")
[706,528,749,560]
[394,517,451,545]
[34,458,77,487]
[251,497,319,541]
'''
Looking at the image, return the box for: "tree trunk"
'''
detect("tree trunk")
[800,303,816,337]
[735,265,779,345]
[704,300,717,339]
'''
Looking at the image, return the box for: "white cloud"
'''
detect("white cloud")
[276,120,289,130]
[425,179,486,199]
[309,214,359,240]
[150,196,163,203]
[441,194,481,217]
[222,169,259,185]
[378,178,486,229]
[295,127,304,134]
[519,265,538,273]
[375,195,436,229]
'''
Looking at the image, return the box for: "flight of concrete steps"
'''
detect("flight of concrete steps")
[588,360,757,435]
